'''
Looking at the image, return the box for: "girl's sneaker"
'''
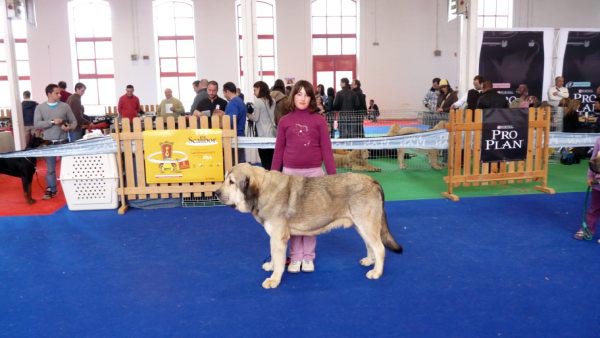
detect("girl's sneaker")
[287,261,301,273]
[301,260,314,272]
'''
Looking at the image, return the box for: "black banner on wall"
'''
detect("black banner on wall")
[481,108,529,163]
[562,31,600,114]
[479,31,545,104]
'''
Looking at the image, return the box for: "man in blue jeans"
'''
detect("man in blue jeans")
[215,82,247,163]
[33,84,77,199]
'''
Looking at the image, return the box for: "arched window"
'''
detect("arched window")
[153,0,196,108]
[311,0,357,92]
[68,0,115,115]
[478,0,513,28]
[0,20,31,108]
[236,0,277,92]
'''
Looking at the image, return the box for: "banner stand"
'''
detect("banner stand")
[442,108,555,201]
[112,116,237,214]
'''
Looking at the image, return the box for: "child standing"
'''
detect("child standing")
[574,136,600,240]
[271,80,336,273]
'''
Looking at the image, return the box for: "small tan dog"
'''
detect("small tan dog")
[386,121,447,170]
[334,149,381,172]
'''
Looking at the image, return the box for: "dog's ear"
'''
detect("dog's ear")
[27,136,44,149]
[240,174,260,210]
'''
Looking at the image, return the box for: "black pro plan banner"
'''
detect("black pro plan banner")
[481,108,529,163]
[562,31,600,114]
[479,31,545,103]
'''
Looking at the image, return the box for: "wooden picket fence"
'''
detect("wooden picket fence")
[105,104,158,116]
[442,107,555,201]
[112,115,237,214]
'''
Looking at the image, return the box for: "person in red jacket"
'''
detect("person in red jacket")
[118,84,141,120]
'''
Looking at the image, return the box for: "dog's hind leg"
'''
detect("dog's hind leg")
[397,149,407,169]
[354,221,385,279]
[21,174,35,204]
[359,241,375,267]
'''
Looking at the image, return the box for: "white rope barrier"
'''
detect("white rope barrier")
[1,131,599,158]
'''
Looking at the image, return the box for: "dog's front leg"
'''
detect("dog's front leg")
[262,224,289,289]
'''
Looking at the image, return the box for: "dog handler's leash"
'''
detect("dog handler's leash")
[25,157,46,192]
[580,186,594,241]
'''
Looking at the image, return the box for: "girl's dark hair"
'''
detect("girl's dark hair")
[253,81,273,106]
[285,80,318,113]
[271,79,286,94]
[317,84,325,96]
[327,87,335,97]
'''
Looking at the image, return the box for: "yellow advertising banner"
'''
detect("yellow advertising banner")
[143,129,224,183]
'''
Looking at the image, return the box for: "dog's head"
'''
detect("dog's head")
[216,163,264,213]
[27,136,45,149]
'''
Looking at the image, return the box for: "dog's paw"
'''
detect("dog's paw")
[430,164,444,170]
[398,163,407,169]
[366,269,382,279]
[262,277,281,289]
[27,198,36,205]
[359,257,375,266]
[262,261,274,271]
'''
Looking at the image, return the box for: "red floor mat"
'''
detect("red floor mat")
[0,158,66,216]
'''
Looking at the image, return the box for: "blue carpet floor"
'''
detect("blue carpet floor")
[1,193,600,337]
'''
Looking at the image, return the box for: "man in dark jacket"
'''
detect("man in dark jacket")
[351,79,367,138]
[476,80,509,109]
[333,78,360,138]
[21,90,38,146]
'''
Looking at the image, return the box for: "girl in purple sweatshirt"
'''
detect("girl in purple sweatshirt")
[271,80,336,273]
[574,137,600,240]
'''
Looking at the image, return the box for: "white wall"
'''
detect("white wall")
[513,0,600,28]
[25,0,239,108]
[16,0,600,114]
[194,0,238,87]
[275,0,312,83]
[359,0,460,112]
[111,0,158,105]
[27,0,72,102]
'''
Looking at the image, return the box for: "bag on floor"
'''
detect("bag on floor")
[560,147,580,165]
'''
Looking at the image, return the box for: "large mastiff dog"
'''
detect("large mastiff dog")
[216,163,403,289]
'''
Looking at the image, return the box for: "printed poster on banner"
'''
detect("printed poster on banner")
[479,31,545,103]
[481,108,529,163]
[143,129,224,183]
[562,31,600,115]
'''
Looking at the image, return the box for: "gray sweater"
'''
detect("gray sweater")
[248,98,276,137]
[34,102,77,141]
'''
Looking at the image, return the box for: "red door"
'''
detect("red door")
[313,55,356,92]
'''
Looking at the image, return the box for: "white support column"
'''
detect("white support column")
[236,0,256,98]
[1,0,25,151]
[458,0,479,96]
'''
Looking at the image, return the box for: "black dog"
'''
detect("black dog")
[0,137,43,204]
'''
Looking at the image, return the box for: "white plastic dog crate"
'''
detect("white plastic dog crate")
[60,154,119,210]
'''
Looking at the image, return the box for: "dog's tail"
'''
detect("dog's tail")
[376,181,403,254]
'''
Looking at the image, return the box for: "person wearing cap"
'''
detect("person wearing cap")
[436,79,458,113]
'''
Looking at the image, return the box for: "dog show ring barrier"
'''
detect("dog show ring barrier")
[442,108,555,202]
[112,115,237,214]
